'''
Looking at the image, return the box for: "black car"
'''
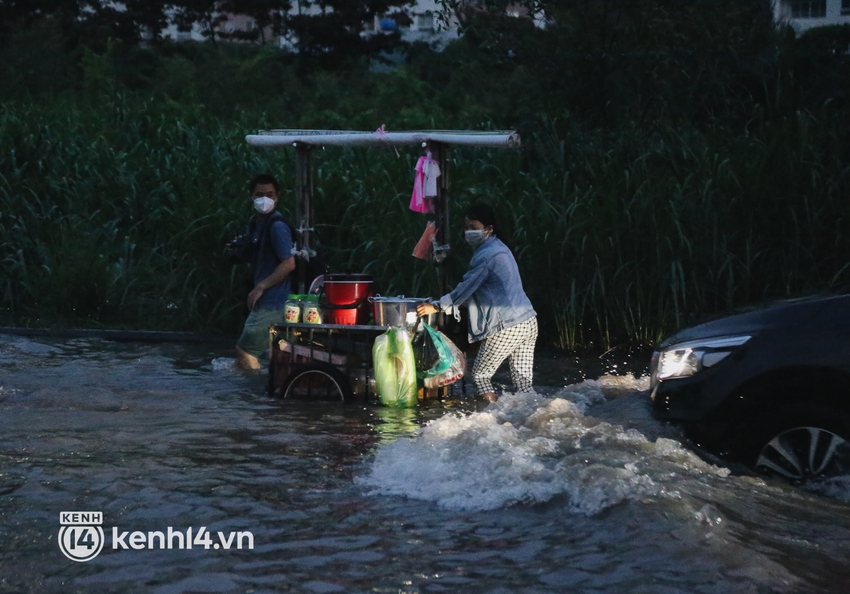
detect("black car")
[650,292,850,482]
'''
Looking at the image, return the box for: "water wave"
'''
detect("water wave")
[359,375,731,514]
[211,357,238,372]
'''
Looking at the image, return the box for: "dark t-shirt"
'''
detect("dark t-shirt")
[253,215,294,310]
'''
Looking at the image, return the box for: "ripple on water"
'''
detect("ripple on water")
[2,335,850,593]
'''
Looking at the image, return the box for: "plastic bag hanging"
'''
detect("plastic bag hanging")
[412,320,444,373]
[372,328,418,407]
[412,221,437,260]
[424,334,466,389]
[416,322,465,388]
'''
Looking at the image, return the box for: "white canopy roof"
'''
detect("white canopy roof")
[245,129,521,149]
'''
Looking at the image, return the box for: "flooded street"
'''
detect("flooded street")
[1,333,849,593]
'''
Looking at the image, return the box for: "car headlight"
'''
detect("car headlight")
[655,335,751,381]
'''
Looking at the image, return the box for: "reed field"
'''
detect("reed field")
[2,16,850,352]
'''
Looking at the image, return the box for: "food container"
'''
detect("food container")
[370,296,432,328]
[322,273,373,325]
[323,274,373,306]
[284,295,303,323]
[302,295,322,324]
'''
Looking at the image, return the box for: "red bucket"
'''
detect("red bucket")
[323,274,373,306]
[321,274,373,325]
[325,305,360,325]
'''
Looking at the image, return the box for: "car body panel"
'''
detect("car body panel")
[651,294,850,422]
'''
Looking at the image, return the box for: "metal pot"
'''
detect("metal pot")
[370,296,434,328]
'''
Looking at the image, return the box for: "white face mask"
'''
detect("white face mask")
[464,229,488,248]
[253,197,275,214]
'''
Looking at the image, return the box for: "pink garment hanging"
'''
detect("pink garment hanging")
[409,153,440,213]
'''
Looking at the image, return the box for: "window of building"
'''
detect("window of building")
[842,0,850,15]
[417,12,434,31]
[790,0,826,18]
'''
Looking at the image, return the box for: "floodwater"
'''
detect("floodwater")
[1,333,849,593]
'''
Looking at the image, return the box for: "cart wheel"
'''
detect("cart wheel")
[279,363,353,403]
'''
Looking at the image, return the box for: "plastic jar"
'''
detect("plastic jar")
[302,295,322,324]
[284,295,302,323]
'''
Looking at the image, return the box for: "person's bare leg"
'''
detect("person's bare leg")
[482,392,498,402]
[235,346,261,371]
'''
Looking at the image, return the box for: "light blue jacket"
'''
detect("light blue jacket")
[440,236,536,342]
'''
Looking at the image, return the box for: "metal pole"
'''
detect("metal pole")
[429,141,450,296]
[294,143,313,294]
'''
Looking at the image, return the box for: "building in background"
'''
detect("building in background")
[362,0,459,49]
[773,0,850,34]
[160,1,460,48]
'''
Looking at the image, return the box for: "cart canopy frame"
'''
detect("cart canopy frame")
[246,128,521,293]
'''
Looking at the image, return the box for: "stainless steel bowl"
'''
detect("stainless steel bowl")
[370,296,434,328]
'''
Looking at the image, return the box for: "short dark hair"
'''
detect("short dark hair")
[466,202,513,252]
[249,174,279,195]
[465,203,497,232]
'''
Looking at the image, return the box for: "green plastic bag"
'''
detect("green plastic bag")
[415,322,455,379]
[372,328,418,408]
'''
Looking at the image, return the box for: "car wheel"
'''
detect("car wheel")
[279,363,353,403]
[755,426,850,481]
[749,406,850,482]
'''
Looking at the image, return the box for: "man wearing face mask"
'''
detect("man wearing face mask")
[417,203,537,402]
[234,174,295,371]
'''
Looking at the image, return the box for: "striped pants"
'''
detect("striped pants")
[471,316,538,396]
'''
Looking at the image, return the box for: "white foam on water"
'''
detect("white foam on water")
[359,375,731,514]
[211,357,237,372]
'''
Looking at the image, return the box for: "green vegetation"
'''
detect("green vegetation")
[2,3,850,352]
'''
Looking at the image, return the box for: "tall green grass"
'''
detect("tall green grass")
[3,25,850,350]
[3,92,850,347]
[0,96,288,331]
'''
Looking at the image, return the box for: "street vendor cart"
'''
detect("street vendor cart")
[245,129,521,403]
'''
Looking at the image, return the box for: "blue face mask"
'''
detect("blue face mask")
[464,229,487,248]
